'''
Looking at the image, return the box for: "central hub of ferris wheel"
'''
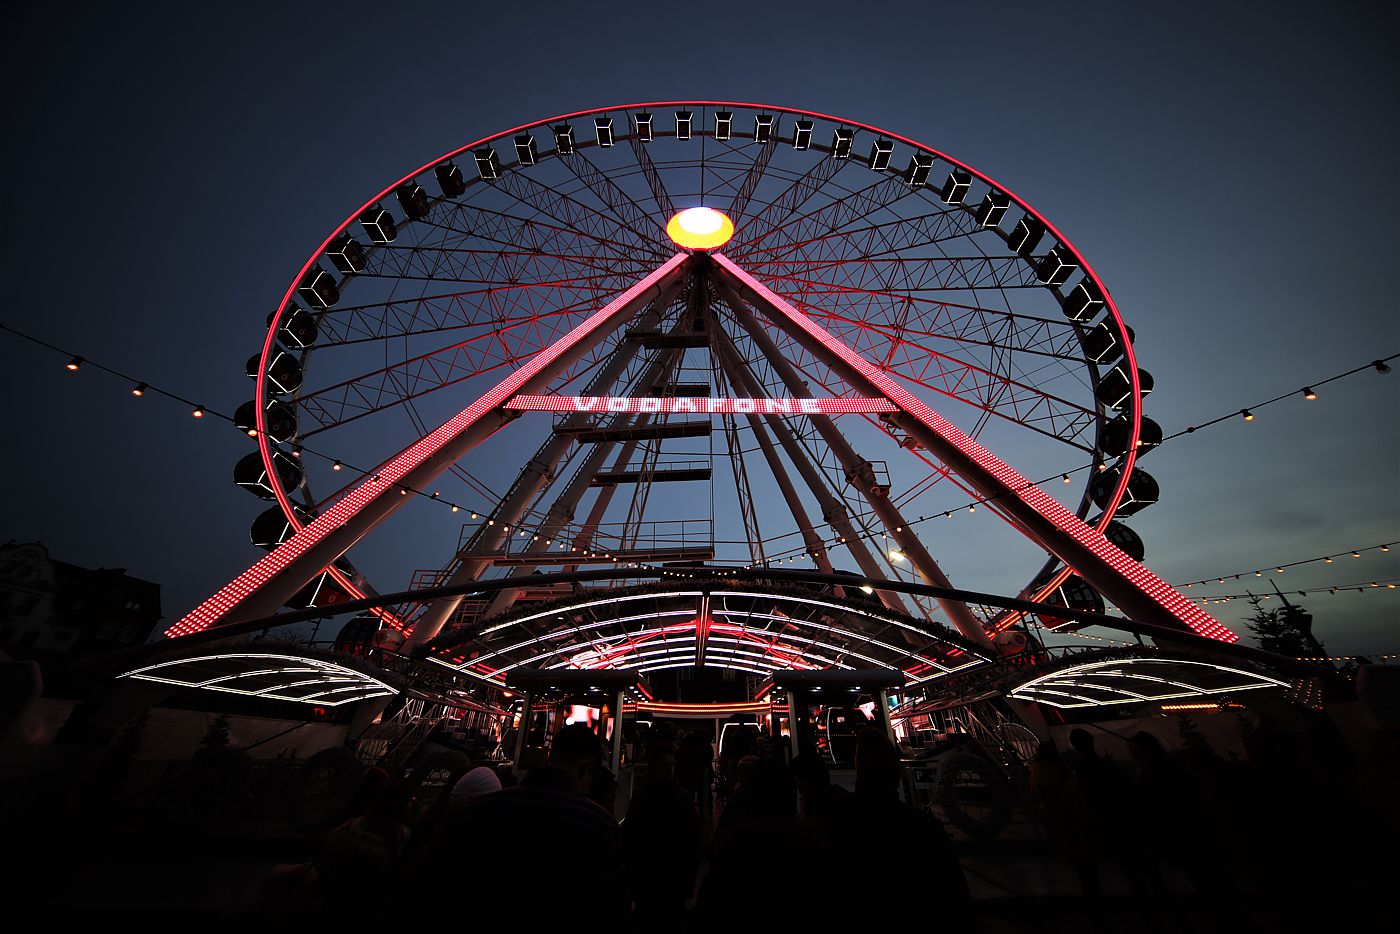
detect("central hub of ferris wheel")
[165,101,1238,680]
[666,207,735,250]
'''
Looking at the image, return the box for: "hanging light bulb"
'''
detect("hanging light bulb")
[192,404,205,418]
[1324,557,1333,563]
[1062,474,1071,484]
[888,549,907,562]
[1303,387,1317,400]
[66,356,83,371]
[1382,545,1391,553]
[968,504,976,513]
[1241,409,1255,421]
[470,512,478,520]
[1374,360,1392,374]
[451,505,459,513]
[1352,551,1362,558]
[332,460,342,471]
[131,382,146,397]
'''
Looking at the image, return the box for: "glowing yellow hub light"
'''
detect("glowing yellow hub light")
[667,207,734,250]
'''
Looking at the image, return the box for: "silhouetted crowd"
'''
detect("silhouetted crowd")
[236,723,972,931]
[227,708,1399,933]
[1028,712,1398,930]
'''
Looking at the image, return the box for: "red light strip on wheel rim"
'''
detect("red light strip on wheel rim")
[713,252,1234,643]
[505,395,895,414]
[169,253,688,638]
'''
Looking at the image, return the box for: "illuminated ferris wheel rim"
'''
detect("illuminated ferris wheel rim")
[251,100,1144,627]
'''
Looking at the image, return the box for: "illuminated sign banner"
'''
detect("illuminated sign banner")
[505,395,897,414]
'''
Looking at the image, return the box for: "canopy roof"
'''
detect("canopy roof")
[119,652,398,706]
[430,583,993,687]
[1008,657,1288,710]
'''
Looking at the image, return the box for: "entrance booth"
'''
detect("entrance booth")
[505,668,646,781]
[772,669,903,772]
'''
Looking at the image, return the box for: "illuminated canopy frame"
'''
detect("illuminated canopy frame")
[1007,658,1288,710]
[427,585,993,687]
[118,652,399,706]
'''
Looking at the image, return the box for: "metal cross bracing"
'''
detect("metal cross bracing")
[191,103,1199,663]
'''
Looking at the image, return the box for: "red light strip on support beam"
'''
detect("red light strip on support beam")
[505,395,896,414]
[167,253,689,638]
[712,252,1235,643]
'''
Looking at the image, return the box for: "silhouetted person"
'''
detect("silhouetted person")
[1030,741,1098,896]
[588,762,618,816]
[1128,731,1227,899]
[790,751,851,831]
[622,740,701,926]
[697,756,824,927]
[318,779,413,901]
[840,729,972,931]
[245,778,413,924]
[1068,728,1164,896]
[675,729,712,814]
[425,724,623,927]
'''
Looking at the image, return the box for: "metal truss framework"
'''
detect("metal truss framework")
[171,102,1249,681]
[177,247,1231,665]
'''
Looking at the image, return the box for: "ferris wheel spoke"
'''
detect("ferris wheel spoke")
[731,171,922,259]
[745,255,1043,292]
[729,153,850,250]
[295,300,611,435]
[421,199,659,260]
[397,202,659,297]
[627,132,676,218]
[348,266,638,289]
[742,204,983,267]
[491,168,668,258]
[367,243,651,280]
[767,281,1086,365]
[555,149,671,250]
[311,278,628,346]
[735,303,1096,450]
[723,137,781,221]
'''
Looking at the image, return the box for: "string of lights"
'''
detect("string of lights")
[1185,578,1398,605]
[2,322,650,553]
[1176,542,1397,588]
[7,320,1396,588]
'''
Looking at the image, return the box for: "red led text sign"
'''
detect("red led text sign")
[505,395,897,415]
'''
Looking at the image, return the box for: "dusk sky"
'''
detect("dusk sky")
[4,2,1397,654]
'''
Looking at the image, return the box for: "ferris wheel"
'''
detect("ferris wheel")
[176,101,1228,653]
